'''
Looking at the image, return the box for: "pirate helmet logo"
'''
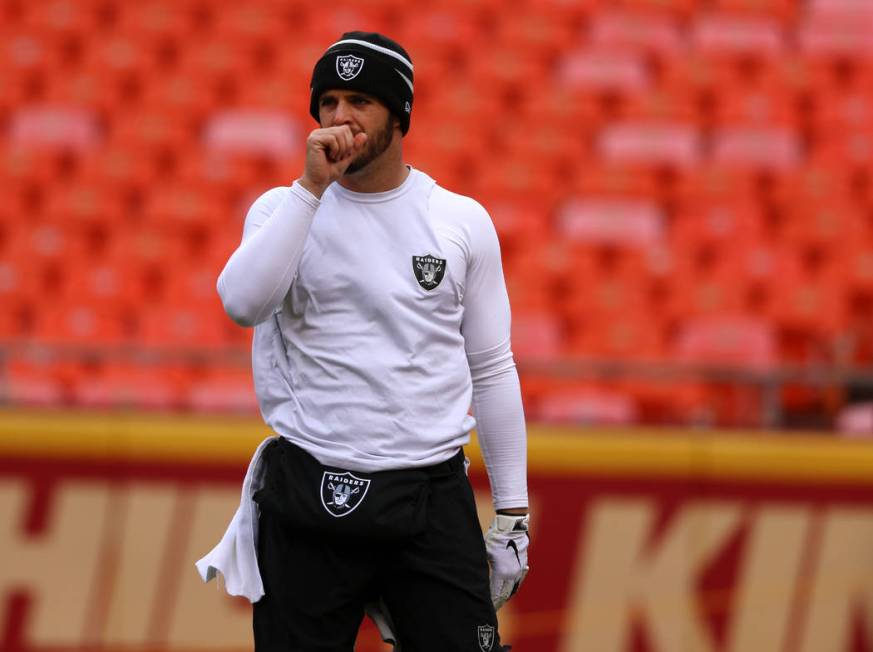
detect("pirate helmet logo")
[336,55,364,81]
[477,624,495,651]
[412,255,447,291]
[320,470,370,518]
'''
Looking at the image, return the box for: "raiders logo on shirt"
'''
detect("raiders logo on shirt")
[412,255,446,290]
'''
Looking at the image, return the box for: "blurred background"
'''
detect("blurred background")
[3,0,873,650]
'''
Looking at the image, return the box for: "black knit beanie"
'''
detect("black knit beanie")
[309,31,414,135]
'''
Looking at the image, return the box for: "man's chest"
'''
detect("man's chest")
[289,208,468,321]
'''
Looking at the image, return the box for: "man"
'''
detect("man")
[196,32,529,652]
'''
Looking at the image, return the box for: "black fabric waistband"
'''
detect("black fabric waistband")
[272,437,464,478]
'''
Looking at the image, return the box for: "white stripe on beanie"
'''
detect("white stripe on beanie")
[393,68,413,93]
[328,38,414,73]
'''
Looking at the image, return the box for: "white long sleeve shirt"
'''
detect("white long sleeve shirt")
[197,169,527,601]
[218,168,527,508]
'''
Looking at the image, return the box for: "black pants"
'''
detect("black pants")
[253,441,503,651]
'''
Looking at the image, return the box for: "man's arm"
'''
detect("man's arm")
[217,126,368,327]
[460,203,528,513]
[459,198,530,610]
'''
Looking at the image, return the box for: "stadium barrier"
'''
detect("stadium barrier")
[2,410,873,651]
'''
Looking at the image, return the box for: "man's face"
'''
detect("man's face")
[317,90,399,174]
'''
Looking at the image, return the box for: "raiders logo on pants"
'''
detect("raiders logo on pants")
[252,440,506,652]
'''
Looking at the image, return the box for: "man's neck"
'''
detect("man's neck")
[338,145,408,194]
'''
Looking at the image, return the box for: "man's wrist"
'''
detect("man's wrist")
[297,176,329,199]
[496,507,529,516]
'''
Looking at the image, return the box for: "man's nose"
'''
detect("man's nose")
[332,100,352,125]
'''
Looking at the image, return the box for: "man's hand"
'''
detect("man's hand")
[299,126,368,198]
[484,513,530,611]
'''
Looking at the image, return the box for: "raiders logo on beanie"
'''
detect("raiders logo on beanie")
[309,31,414,135]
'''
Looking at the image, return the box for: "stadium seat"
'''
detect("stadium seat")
[691,14,786,60]
[588,9,685,56]
[203,109,303,158]
[31,299,133,346]
[188,366,259,413]
[597,120,702,168]
[799,2,873,59]
[566,315,666,361]
[138,301,229,349]
[492,8,578,56]
[511,310,565,363]
[768,246,848,334]
[674,315,777,369]
[9,105,102,150]
[535,382,640,425]
[554,47,653,95]
[1,357,66,407]
[556,196,665,246]
[72,362,189,410]
[710,0,797,20]
[711,125,803,170]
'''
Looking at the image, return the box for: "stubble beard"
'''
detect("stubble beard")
[344,114,396,175]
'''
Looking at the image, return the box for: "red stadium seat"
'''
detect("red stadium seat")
[188,367,258,413]
[72,362,190,411]
[536,382,640,425]
[710,0,798,20]
[597,120,702,168]
[554,47,653,95]
[691,13,787,61]
[711,125,803,170]
[799,2,873,59]
[555,196,666,246]
[569,316,667,361]
[511,310,565,363]
[138,301,229,349]
[8,105,102,151]
[2,358,66,407]
[673,315,777,370]
[588,9,685,56]
[768,246,848,334]
[32,299,133,346]
[615,0,699,17]
[492,8,578,55]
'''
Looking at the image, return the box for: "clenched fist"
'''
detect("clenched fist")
[299,125,368,198]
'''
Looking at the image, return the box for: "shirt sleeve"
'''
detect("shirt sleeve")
[460,202,529,511]
[217,182,320,327]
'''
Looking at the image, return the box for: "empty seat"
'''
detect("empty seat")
[1,357,66,407]
[675,314,777,366]
[691,14,786,59]
[9,105,102,150]
[597,121,702,168]
[711,125,803,170]
[710,0,797,20]
[588,9,685,55]
[188,367,258,413]
[511,310,565,363]
[555,196,666,246]
[138,301,229,349]
[203,109,303,158]
[31,299,133,346]
[72,362,188,410]
[554,48,652,94]
[536,383,639,425]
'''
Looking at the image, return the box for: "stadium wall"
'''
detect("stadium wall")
[2,410,873,652]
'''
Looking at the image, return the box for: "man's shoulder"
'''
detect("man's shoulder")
[250,186,291,210]
[427,179,491,224]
